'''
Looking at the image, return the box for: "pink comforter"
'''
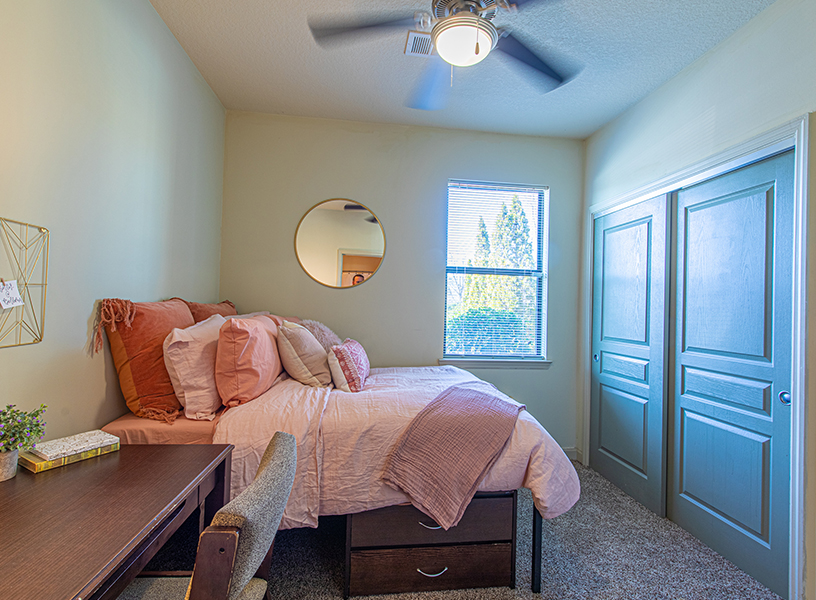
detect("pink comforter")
[213,366,580,530]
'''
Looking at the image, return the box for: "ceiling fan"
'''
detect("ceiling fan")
[309,0,567,111]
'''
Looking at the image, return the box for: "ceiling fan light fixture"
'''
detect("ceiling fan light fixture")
[432,14,498,67]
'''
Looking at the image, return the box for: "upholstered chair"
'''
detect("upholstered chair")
[118,431,297,600]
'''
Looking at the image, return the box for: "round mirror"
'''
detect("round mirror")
[295,199,385,288]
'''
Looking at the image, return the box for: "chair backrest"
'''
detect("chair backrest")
[188,431,297,600]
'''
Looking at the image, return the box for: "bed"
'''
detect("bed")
[104,365,577,523]
[104,365,579,594]
[98,298,579,595]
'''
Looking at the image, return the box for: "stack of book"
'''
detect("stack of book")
[18,430,120,473]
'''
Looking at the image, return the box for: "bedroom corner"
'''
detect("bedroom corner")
[0,1,225,440]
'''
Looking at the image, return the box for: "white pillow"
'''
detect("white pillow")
[277,321,332,387]
[163,314,227,420]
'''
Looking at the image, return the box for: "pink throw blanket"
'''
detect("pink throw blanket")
[382,382,525,529]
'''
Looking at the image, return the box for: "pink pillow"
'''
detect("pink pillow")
[215,316,282,407]
[163,314,227,420]
[300,319,342,353]
[328,339,370,393]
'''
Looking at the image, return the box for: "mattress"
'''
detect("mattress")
[102,412,215,445]
[102,366,580,531]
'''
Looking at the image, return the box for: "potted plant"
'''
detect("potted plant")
[0,404,46,482]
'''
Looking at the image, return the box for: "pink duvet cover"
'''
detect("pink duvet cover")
[213,365,580,530]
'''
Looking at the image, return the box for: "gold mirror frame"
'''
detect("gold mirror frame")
[295,199,385,288]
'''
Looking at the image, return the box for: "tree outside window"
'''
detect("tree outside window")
[444,181,548,359]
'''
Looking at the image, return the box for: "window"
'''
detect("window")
[444,180,549,360]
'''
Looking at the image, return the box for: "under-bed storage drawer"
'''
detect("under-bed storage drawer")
[345,491,517,597]
[350,495,514,547]
[349,543,513,596]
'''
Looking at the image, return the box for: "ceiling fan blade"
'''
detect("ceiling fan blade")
[495,33,563,84]
[509,0,551,8]
[406,55,452,111]
[309,15,417,46]
[502,0,564,10]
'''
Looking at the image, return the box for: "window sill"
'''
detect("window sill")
[438,358,552,370]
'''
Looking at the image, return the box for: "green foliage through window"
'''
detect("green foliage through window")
[444,181,548,358]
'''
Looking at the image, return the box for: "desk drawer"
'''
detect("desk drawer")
[350,495,513,548]
[350,542,512,595]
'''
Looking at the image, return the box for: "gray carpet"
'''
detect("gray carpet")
[149,462,784,599]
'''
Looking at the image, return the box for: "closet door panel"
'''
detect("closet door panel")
[679,411,770,537]
[590,194,669,515]
[671,150,793,598]
[600,219,650,344]
[682,185,771,357]
[597,385,648,473]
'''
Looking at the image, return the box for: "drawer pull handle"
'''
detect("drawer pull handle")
[418,521,442,530]
[417,567,448,578]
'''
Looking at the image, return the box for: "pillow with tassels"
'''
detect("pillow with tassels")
[95,298,194,422]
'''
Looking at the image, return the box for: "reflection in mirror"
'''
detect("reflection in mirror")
[295,199,385,288]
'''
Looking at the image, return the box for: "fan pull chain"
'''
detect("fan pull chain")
[475,23,481,56]
[450,63,453,87]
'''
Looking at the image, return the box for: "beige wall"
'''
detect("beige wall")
[586,0,816,205]
[0,1,225,439]
[584,0,815,596]
[221,112,585,450]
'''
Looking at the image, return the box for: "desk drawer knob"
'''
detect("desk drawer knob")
[417,567,448,578]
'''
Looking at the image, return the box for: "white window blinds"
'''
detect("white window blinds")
[444,180,549,359]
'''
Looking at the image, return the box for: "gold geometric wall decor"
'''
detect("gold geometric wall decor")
[0,217,49,348]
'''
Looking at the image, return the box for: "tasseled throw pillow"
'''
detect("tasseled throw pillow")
[96,298,194,422]
[172,298,237,323]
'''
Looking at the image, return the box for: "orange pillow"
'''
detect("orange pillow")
[174,298,237,323]
[100,298,195,422]
[215,316,283,407]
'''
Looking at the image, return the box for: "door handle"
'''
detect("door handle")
[779,391,791,405]
[593,354,599,363]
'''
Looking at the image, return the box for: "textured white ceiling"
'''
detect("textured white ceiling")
[148,0,778,138]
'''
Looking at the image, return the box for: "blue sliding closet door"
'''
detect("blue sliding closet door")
[590,194,669,516]
[670,150,793,598]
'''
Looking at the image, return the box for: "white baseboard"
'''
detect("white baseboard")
[562,447,584,463]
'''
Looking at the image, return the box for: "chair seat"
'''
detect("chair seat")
[119,576,268,600]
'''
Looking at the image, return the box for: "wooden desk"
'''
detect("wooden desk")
[0,444,232,600]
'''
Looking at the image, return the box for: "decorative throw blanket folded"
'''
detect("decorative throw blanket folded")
[382,382,525,530]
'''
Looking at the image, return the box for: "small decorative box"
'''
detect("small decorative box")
[30,430,120,461]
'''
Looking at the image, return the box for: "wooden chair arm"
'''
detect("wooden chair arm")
[188,526,239,600]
